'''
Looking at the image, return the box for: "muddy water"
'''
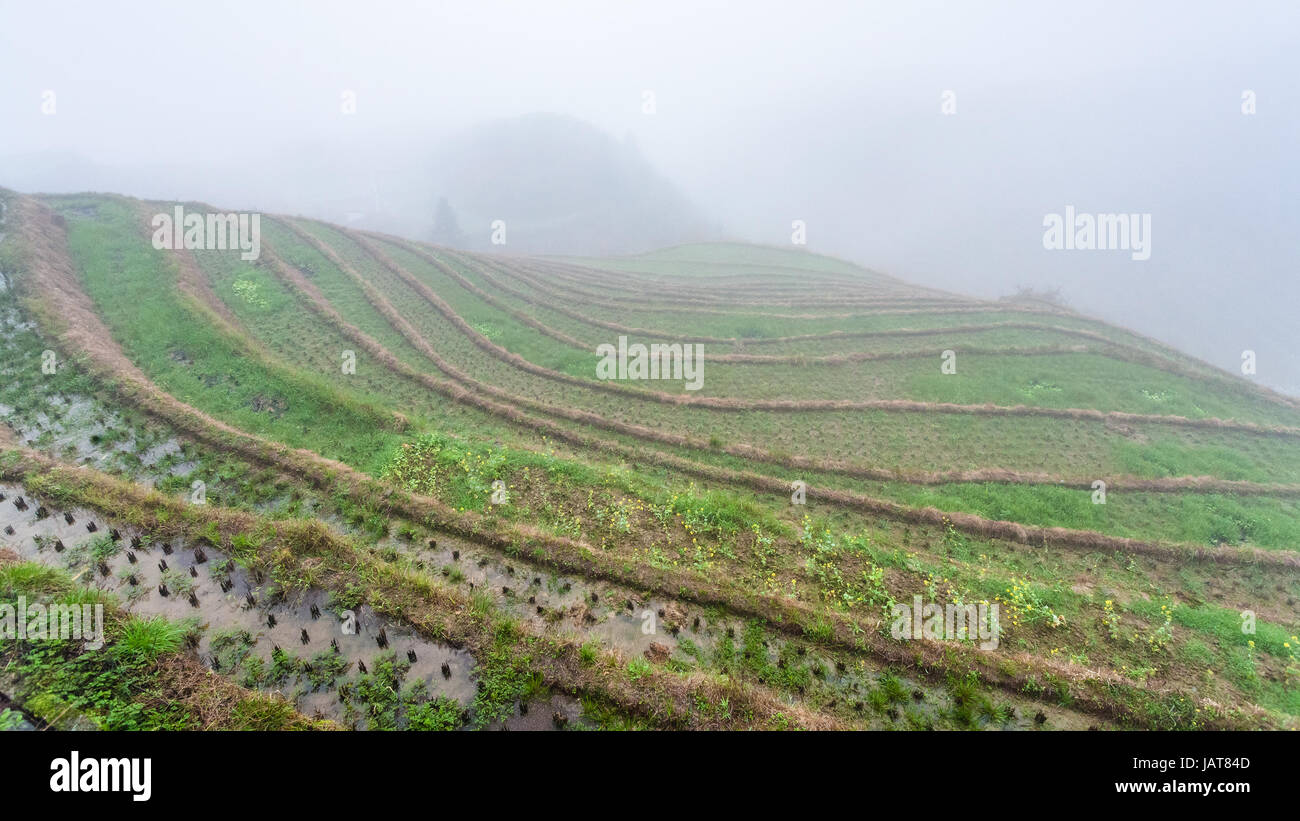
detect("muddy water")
[0,286,242,499]
[395,535,728,657]
[0,483,477,728]
[376,533,1022,729]
[486,693,587,731]
[393,537,1078,730]
[0,456,1014,728]
[363,519,1119,729]
[0,305,188,486]
[418,523,1092,729]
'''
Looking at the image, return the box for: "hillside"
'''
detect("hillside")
[1,188,1297,731]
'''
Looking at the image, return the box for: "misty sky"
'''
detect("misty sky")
[2,1,1297,393]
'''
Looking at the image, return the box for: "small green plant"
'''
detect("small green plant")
[407,696,464,731]
[117,616,189,659]
[232,277,269,308]
[0,708,26,730]
[88,534,121,562]
[1101,599,1126,642]
[996,576,1063,630]
[627,656,652,681]
[441,564,465,583]
[1146,602,1174,653]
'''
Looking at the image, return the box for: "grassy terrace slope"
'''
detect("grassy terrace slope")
[290,222,1300,552]
[47,197,405,474]
[3,189,1299,730]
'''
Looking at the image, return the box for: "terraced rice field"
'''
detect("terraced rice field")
[2,188,1297,732]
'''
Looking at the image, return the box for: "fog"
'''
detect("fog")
[1,1,1296,393]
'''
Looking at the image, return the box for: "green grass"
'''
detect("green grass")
[118,615,190,659]
[469,623,545,727]
[0,562,305,730]
[851,481,1300,550]
[13,191,1300,729]
[53,195,407,474]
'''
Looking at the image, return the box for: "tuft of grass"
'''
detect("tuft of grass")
[0,562,72,597]
[117,615,189,659]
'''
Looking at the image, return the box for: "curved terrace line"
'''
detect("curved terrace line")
[267,218,1300,536]
[308,223,1300,438]
[349,234,1282,413]
[15,195,1300,731]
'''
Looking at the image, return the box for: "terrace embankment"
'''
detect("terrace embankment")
[11,193,1297,730]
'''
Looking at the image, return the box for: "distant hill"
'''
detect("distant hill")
[431,113,710,254]
[1,114,713,258]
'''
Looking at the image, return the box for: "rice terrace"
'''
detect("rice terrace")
[2,14,1299,801]
[1,187,1296,738]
